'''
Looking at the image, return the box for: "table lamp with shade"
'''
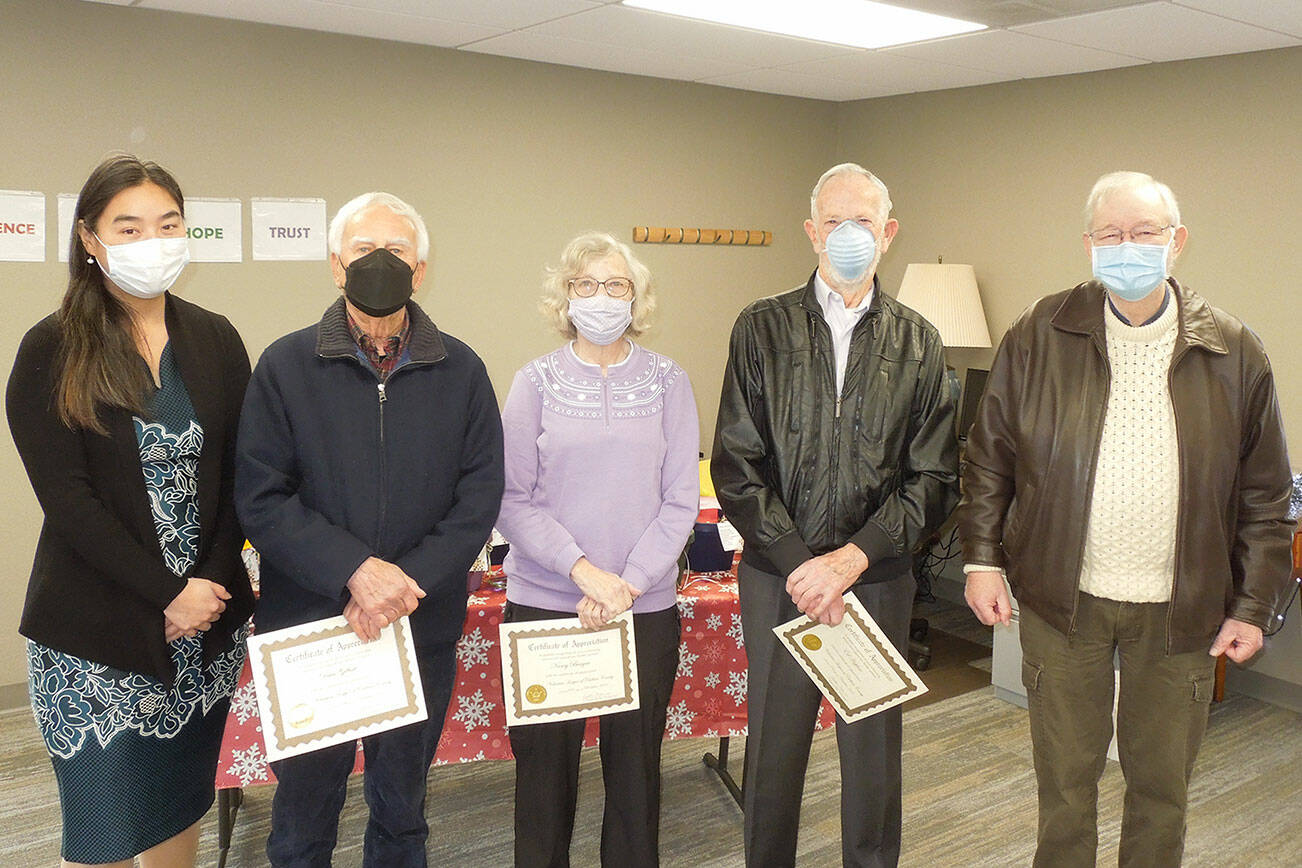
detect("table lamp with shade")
[895,259,992,349]
[895,259,992,437]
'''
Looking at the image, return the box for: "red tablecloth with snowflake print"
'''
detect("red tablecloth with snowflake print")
[216,567,833,789]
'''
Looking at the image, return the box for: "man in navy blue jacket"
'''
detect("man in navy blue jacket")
[236,191,504,868]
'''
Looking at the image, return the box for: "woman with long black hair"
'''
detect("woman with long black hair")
[7,154,253,867]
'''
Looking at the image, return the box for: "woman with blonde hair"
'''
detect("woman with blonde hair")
[497,231,699,867]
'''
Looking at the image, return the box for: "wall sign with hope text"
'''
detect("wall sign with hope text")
[185,198,242,262]
[252,197,327,261]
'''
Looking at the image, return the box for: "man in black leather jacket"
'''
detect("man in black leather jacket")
[712,163,959,868]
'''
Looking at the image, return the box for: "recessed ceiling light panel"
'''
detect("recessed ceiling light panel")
[623,0,986,50]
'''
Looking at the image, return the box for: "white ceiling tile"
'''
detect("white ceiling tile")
[316,0,604,31]
[139,0,502,45]
[884,29,1146,78]
[1174,0,1302,37]
[777,50,1012,96]
[696,68,882,101]
[525,5,865,67]
[107,0,1302,101]
[1013,1,1299,62]
[137,1,308,27]
[460,29,748,81]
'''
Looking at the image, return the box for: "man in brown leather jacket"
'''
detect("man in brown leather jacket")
[712,163,959,868]
[959,171,1293,868]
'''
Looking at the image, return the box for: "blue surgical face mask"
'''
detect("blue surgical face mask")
[1091,239,1171,302]
[823,220,877,284]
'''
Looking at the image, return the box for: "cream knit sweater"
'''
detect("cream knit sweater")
[1078,298,1180,602]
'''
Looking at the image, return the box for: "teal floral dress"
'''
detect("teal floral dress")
[26,345,247,863]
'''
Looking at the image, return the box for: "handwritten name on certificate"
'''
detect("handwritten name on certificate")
[247,615,427,761]
[774,593,927,723]
[499,612,639,727]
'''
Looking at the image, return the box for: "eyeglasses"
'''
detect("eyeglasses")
[1088,224,1173,246]
[568,276,634,298]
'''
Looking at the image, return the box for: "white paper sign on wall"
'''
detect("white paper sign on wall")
[185,198,243,263]
[251,197,326,261]
[0,191,46,262]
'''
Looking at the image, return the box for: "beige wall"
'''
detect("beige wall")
[0,0,836,692]
[1,0,1299,696]
[837,47,1302,401]
[835,47,1302,687]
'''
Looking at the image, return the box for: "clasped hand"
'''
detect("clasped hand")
[344,556,425,642]
[786,544,869,626]
[164,578,231,641]
[571,557,641,629]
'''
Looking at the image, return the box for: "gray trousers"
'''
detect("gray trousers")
[738,561,914,868]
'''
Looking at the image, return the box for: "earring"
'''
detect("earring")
[87,256,95,264]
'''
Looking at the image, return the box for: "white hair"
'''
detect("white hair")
[1084,171,1181,230]
[328,191,430,262]
[810,162,893,223]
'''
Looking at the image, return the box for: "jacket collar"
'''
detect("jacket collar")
[1050,278,1227,355]
[799,270,882,319]
[162,293,216,423]
[315,296,447,364]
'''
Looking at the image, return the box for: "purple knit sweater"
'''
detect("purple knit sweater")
[498,341,699,615]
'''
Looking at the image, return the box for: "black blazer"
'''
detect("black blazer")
[7,294,254,684]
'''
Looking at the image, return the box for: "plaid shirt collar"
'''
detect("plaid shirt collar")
[347,309,411,378]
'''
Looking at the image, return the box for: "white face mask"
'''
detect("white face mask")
[93,233,191,299]
[568,295,633,346]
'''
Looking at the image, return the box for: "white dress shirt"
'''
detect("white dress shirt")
[812,271,873,397]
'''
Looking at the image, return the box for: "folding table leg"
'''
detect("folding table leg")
[703,735,744,807]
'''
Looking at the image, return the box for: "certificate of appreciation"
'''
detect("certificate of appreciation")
[774,593,927,723]
[499,612,639,727]
[247,615,427,761]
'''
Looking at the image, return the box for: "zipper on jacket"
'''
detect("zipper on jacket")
[370,360,438,550]
[811,313,842,538]
[1163,342,1192,654]
[376,380,387,548]
[827,321,851,542]
[829,384,842,542]
[809,314,838,414]
[324,350,441,554]
[1069,335,1112,638]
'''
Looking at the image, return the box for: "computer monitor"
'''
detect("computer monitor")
[957,367,989,440]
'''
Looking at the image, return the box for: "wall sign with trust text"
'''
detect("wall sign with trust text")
[252,197,326,261]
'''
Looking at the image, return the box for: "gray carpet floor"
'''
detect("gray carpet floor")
[3,604,1299,866]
